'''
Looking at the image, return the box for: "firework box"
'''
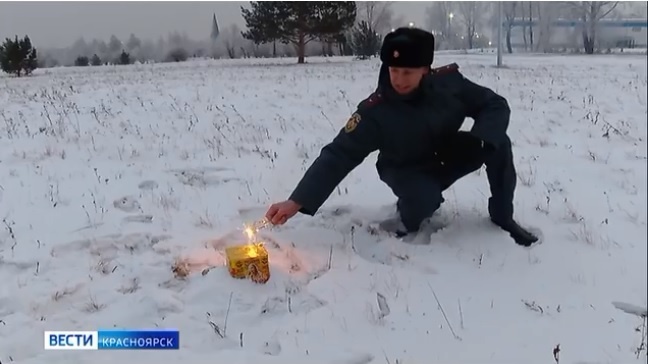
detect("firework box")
[225,243,270,284]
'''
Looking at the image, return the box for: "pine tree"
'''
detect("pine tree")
[19,36,38,74]
[0,35,38,76]
[350,21,381,60]
[90,54,102,66]
[241,2,282,57]
[241,1,356,63]
[75,56,90,66]
[118,50,130,65]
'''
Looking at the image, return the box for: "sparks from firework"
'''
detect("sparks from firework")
[242,217,270,258]
[243,217,270,244]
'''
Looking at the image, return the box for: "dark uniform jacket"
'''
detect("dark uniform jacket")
[289,63,511,216]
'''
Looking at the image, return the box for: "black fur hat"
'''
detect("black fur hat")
[380,27,435,68]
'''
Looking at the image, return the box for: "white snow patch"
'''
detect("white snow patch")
[0,54,646,363]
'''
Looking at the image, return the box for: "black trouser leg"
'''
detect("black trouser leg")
[438,133,537,246]
[379,169,444,232]
[379,134,518,233]
[380,155,486,233]
[379,143,490,233]
[484,135,517,222]
[437,134,517,222]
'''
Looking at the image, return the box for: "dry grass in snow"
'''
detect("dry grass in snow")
[0,54,646,364]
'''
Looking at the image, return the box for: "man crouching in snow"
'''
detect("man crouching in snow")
[265,27,539,247]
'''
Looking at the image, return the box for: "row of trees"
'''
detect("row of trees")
[2,1,645,75]
[0,34,134,76]
[498,1,625,54]
[40,32,198,68]
[74,51,131,67]
[220,2,394,61]
[426,1,643,54]
[241,2,357,64]
[34,1,395,69]
[239,1,643,59]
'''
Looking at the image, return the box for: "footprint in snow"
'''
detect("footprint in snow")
[138,180,159,190]
[122,215,154,224]
[259,293,327,316]
[169,167,239,188]
[51,233,171,258]
[113,196,141,213]
[343,353,375,364]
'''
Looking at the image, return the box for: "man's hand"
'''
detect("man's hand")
[455,131,488,152]
[265,200,302,225]
[437,131,491,165]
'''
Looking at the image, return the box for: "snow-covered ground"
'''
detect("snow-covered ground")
[0,53,646,364]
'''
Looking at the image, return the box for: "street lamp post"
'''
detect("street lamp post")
[448,13,454,49]
[496,2,503,67]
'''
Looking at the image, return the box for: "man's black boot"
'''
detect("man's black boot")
[478,135,538,247]
[491,217,539,247]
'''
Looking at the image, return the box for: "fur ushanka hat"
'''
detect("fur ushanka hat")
[380,27,435,68]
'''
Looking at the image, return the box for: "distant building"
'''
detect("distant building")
[509,18,647,50]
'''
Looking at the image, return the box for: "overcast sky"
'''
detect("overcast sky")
[0,1,430,49]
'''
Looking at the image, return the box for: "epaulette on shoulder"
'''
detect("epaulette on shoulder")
[431,63,460,76]
[358,91,384,109]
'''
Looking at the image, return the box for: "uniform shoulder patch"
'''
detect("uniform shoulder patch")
[359,91,383,109]
[344,112,361,133]
[431,63,459,76]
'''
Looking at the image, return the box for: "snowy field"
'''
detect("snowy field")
[0,53,646,364]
